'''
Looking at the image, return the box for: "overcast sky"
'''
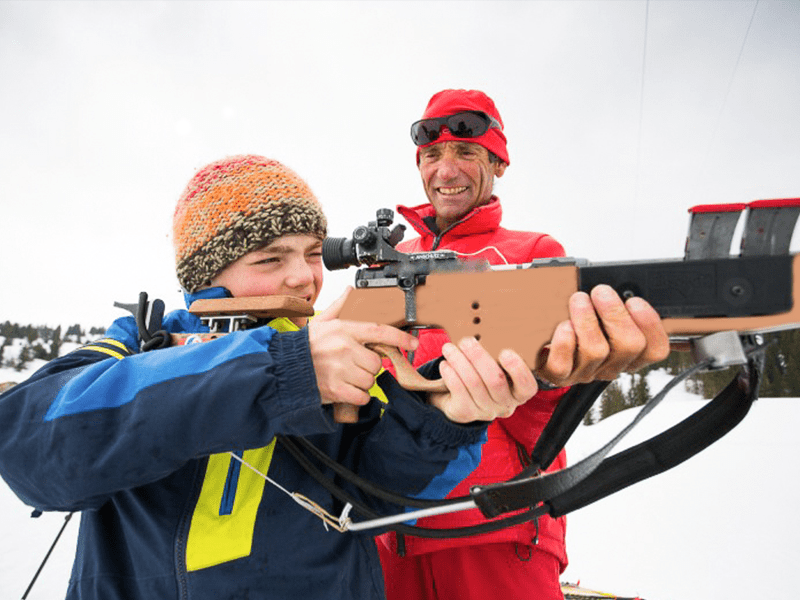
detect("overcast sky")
[1,0,799,328]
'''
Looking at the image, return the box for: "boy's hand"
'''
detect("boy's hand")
[427,337,538,423]
[536,285,670,387]
[308,288,418,420]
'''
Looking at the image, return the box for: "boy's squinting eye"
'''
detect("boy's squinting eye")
[250,256,279,266]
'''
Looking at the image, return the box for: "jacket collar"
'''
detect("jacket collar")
[397,196,502,239]
[183,286,231,309]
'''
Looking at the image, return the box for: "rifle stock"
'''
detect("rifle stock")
[338,253,800,372]
[166,252,800,404]
[162,200,800,414]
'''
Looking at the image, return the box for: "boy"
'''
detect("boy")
[0,155,536,600]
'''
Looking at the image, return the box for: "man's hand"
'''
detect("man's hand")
[536,284,670,387]
[427,337,538,423]
[308,288,419,412]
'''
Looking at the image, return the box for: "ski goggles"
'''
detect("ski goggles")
[410,110,503,146]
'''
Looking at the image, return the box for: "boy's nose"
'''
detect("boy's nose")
[286,259,315,287]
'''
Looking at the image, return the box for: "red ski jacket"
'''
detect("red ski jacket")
[376,197,570,570]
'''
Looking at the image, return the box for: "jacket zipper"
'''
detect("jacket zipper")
[176,461,206,600]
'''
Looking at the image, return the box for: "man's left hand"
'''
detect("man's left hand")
[536,284,670,387]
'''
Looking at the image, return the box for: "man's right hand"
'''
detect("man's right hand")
[308,288,419,410]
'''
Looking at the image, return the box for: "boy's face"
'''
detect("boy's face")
[209,234,324,327]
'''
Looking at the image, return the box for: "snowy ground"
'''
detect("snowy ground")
[561,371,800,600]
[1,365,798,599]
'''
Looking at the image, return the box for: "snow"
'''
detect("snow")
[1,365,798,599]
[561,370,800,599]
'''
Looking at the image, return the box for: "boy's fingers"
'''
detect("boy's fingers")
[333,404,360,423]
[349,322,419,354]
[316,287,353,322]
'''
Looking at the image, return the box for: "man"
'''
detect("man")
[0,155,539,600]
[376,90,670,600]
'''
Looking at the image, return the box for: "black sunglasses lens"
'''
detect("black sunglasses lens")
[411,112,493,145]
[446,112,488,138]
[412,120,441,145]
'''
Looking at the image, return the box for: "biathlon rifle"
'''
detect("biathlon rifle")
[133,198,800,423]
[298,197,800,530]
[321,199,800,383]
[117,198,800,532]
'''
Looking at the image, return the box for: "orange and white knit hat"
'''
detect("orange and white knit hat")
[173,155,327,293]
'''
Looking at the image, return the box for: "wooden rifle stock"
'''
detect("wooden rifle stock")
[337,253,800,375]
[163,199,800,419]
[164,252,800,415]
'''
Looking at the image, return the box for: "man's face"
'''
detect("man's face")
[209,234,323,327]
[418,141,507,231]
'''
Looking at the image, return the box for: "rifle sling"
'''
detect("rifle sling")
[526,381,610,473]
[471,358,759,520]
[546,363,758,518]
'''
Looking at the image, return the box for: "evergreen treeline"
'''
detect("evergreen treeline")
[587,329,800,424]
[0,321,105,372]
[3,320,799,423]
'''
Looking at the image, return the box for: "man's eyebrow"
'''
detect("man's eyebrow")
[454,141,480,152]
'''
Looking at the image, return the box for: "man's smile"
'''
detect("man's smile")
[437,185,469,196]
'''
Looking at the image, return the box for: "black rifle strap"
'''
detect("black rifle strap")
[526,381,610,473]
[470,359,714,519]
[471,356,760,520]
[546,361,759,517]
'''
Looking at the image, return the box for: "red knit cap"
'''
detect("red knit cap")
[172,155,327,293]
[416,89,509,165]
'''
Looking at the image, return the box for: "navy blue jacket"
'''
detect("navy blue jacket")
[0,288,486,599]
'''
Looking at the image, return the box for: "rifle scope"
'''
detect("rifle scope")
[322,236,358,271]
[322,209,406,271]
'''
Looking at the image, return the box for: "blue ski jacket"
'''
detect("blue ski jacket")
[0,288,487,600]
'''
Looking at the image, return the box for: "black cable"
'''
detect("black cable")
[276,436,547,539]
[21,512,74,600]
[279,343,766,536]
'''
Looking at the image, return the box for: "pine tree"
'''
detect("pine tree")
[626,372,651,408]
[48,325,62,360]
[599,381,627,421]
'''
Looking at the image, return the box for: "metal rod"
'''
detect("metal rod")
[344,499,477,532]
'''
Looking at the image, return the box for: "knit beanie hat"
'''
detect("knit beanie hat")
[173,155,327,293]
[416,89,509,165]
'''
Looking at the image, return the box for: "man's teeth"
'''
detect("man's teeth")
[438,186,468,195]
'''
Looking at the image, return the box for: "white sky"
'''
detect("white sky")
[1,0,799,327]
